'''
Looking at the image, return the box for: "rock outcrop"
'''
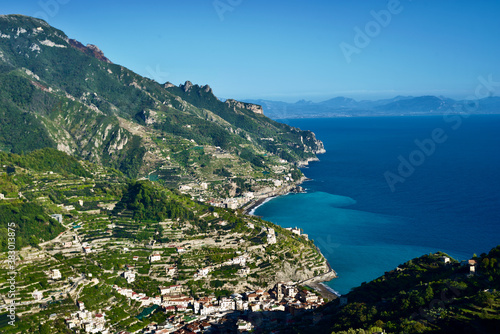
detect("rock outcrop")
[69,39,112,63]
[181,80,193,92]
[225,99,264,115]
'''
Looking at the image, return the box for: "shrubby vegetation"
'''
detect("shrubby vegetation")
[0,148,91,177]
[300,249,500,334]
[0,202,65,251]
[114,181,199,222]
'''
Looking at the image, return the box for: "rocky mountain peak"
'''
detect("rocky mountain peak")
[202,84,212,94]
[68,39,112,63]
[181,80,193,92]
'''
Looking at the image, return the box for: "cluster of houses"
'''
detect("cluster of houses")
[113,279,324,325]
[206,197,247,210]
[65,301,108,334]
[194,254,250,280]
[129,281,324,333]
[191,282,324,317]
[440,255,478,274]
[137,316,212,334]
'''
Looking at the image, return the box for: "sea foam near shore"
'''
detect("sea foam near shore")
[248,196,276,216]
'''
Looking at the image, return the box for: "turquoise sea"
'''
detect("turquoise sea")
[254,115,500,295]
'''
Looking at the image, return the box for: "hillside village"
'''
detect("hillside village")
[0,153,333,333]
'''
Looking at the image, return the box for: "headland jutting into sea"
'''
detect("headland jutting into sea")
[242,157,339,300]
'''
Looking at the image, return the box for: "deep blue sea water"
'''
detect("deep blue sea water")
[254,115,500,295]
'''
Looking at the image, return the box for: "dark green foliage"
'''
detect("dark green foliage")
[117,135,146,178]
[0,202,65,251]
[114,181,195,222]
[238,147,264,168]
[0,96,56,154]
[0,148,91,177]
[214,167,231,177]
[159,112,238,151]
[299,248,500,334]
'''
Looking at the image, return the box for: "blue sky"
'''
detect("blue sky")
[2,0,500,102]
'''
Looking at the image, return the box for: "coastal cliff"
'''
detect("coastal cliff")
[225,99,264,114]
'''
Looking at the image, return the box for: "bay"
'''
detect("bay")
[255,115,500,294]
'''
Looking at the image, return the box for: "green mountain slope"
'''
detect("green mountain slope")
[283,250,500,334]
[0,15,324,186]
[0,150,330,333]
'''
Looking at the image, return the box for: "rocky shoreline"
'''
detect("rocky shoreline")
[242,176,338,301]
[241,180,305,215]
[300,269,339,301]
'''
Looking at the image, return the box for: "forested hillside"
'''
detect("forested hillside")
[0,15,324,185]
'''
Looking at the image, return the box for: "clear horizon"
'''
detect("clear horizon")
[2,1,500,102]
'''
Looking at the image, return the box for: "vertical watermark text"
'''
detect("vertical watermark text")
[6,222,17,326]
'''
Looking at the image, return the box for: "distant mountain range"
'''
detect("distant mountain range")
[244,95,500,119]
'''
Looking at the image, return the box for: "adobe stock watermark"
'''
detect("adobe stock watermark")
[315,235,341,256]
[213,0,243,21]
[146,65,170,84]
[410,280,465,323]
[6,222,17,326]
[339,0,407,64]
[33,0,70,22]
[384,74,500,192]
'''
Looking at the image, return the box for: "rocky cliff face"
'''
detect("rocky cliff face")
[69,39,112,63]
[225,99,264,114]
[309,132,326,154]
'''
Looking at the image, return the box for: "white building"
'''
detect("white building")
[243,192,254,199]
[196,267,210,277]
[267,227,277,244]
[33,290,43,301]
[149,253,161,262]
[179,185,192,192]
[219,297,236,312]
[440,256,450,264]
[50,269,62,280]
[159,285,183,295]
[166,266,176,276]
[237,319,253,332]
[225,198,239,210]
[237,267,251,276]
[50,214,63,223]
[123,271,136,283]
[228,255,247,266]
[77,300,85,310]
[285,227,302,235]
